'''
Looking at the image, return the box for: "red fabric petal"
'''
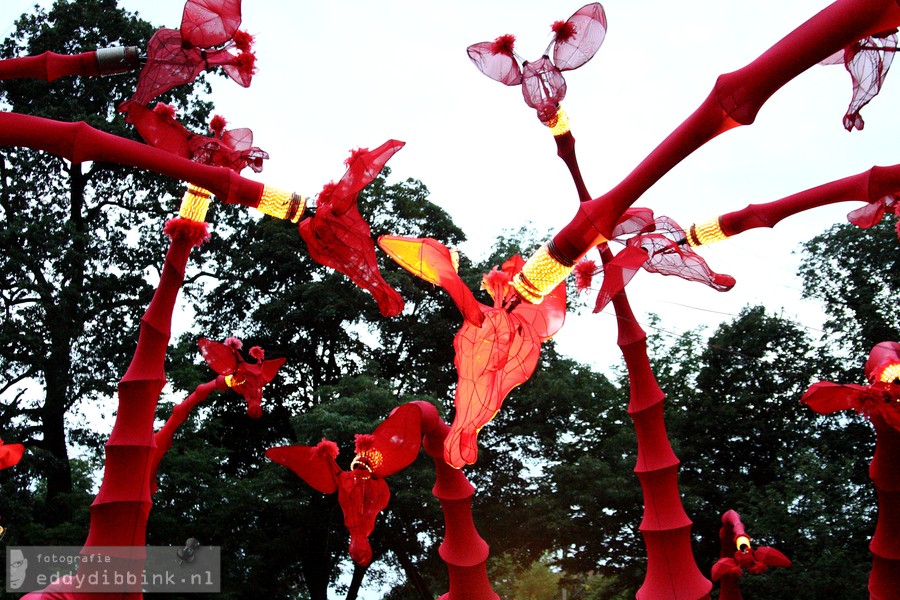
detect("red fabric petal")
[128,28,205,107]
[0,441,26,470]
[467,40,523,86]
[754,546,792,569]
[266,444,341,495]
[180,0,242,48]
[847,197,887,228]
[552,2,607,71]
[801,381,870,414]
[260,357,285,383]
[337,472,390,566]
[521,55,567,110]
[837,32,898,131]
[593,245,647,313]
[198,337,240,375]
[369,404,422,477]
[711,558,742,581]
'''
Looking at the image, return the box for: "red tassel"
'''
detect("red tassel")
[490,34,516,56]
[552,20,577,42]
[209,114,228,137]
[344,147,370,167]
[354,434,377,453]
[315,439,340,460]
[153,102,176,119]
[574,258,598,291]
[249,346,265,361]
[232,30,254,53]
[163,218,210,246]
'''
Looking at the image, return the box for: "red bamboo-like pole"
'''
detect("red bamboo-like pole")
[600,246,712,600]
[0,48,140,81]
[411,401,498,600]
[868,413,900,600]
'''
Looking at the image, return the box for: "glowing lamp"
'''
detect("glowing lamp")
[178,184,211,222]
[513,241,574,304]
[547,106,571,137]
[865,342,900,384]
[257,185,306,223]
[686,217,728,247]
[735,535,751,552]
[880,363,900,384]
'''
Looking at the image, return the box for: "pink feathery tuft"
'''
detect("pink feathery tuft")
[153,102,177,119]
[163,218,210,246]
[354,434,377,453]
[249,346,265,361]
[232,30,254,52]
[490,34,516,56]
[574,259,598,291]
[344,147,370,167]
[552,20,577,42]
[209,114,228,137]
[225,337,243,350]
[895,219,900,242]
[315,439,340,460]
[236,51,257,74]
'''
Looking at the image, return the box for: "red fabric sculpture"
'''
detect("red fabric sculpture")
[712,510,791,600]
[593,245,712,600]
[514,0,900,282]
[120,0,255,113]
[299,140,407,318]
[0,45,140,81]
[268,401,498,599]
[267,404,423,566]
[572,209,735,313]
[0,439,25,470]
[821,30,899,131]
[197,337,285,419]
[467,3,606,125]
[802,342,900,598]
[685,163,900,248]
[378,236,565,468]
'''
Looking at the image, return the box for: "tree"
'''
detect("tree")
[0,0,212,530]
[799,220,900,366]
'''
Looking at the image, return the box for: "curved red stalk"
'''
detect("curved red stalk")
[411,401,498,600]
[600,246,712,600]
[0,111,265,209]
[549,0,900,263]
[0,48,140,80]
[699,164,900,236]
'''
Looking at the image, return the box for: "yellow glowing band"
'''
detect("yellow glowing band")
[687,218,728,247]
[512,242,574,304]
[879,362,900,383]
[548,107,571,137]
[258,185,306,223]
[351,450,384,473]
[178,184,211,222]
[735,535,751,551]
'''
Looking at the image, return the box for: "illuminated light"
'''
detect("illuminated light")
[548,107,571,137]
[258,185,306,223]
[735,535,751,552]
[351,449,384,473]
[879,362,900,383]
[224,374,246,389]
[513,241,574,304]
[686,218,728,247]
[178,184,211,222]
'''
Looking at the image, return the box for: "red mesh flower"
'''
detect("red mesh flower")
[379,236,565,468]
[468,3,607,121]
[298,140,406,317]
[120,0,254,111]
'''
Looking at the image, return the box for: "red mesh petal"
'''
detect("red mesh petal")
[552,2,607,71]
[848,197,888,228]
[839,32,898,131]
[444,310,541,468]
[611,207,656,239]
[593,245,647,313]
[123,102,194,158]
[521,56,567,109]
[379,236,484,327]
[801,381,869,414]
[626,217,735,292]
[128,28,205,107]
[180,0,242,48]
[467,41,523,86]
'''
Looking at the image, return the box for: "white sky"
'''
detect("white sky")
[2,1,898,597]
[2,0,896,374]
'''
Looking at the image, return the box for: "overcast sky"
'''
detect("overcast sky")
[3,0,897,373]
[3,1,898,597]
